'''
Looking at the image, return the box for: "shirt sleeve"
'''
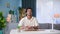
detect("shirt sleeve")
[18,18,24,26]
[34,18,39,26]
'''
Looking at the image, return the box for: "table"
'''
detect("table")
[10,29,60,34]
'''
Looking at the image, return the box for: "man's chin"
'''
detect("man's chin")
[28,15,31,16]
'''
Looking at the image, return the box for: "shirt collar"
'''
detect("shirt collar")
[26,16,34,20]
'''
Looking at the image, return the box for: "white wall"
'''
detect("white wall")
[53,0,60,24]
[36,0,60,24]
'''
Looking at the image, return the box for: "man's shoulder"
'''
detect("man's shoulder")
[32,16,37,19]
[32,16,36,18]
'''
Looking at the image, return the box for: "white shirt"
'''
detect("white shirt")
[18,16,39,26]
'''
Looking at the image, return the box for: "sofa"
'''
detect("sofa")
[39,23,60,30]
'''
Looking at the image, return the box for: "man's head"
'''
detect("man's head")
[26,8,32,16]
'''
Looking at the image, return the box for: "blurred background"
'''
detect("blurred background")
[0,0,60,34]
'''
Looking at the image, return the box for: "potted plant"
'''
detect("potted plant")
[9,10,14,15]
[0,12,6,34]
[18,7,26,20]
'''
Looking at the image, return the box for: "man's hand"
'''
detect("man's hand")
[25,26,32,29]
[19,26,32,30]
[19,26,39,31]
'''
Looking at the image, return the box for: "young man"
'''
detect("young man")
[18,8,39,31]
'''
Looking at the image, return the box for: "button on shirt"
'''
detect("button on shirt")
[18,17,39,26]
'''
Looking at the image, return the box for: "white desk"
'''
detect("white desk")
[10,29,60,34]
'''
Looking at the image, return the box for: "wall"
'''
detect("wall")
[53,0,60,24]
[36,0,60,24]
[0,0,22,22]
[0,0,22,34]
[22,0,36,17]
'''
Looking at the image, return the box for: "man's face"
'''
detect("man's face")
[27,9,32,16]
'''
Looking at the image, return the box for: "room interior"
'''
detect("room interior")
[0,0,60,34]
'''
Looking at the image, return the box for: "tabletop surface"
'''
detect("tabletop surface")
[10,29,60,34]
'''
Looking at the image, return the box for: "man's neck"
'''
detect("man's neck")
[27,15,32,20]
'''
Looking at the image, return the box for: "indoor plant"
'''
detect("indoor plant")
[18,7,26,20]
[0,12,6,34]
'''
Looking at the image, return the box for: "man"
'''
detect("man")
[18,8,39,31]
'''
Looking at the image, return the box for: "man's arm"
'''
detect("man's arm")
[33,18,39,29]
[18,18,25,30]
[32,26,39,29]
